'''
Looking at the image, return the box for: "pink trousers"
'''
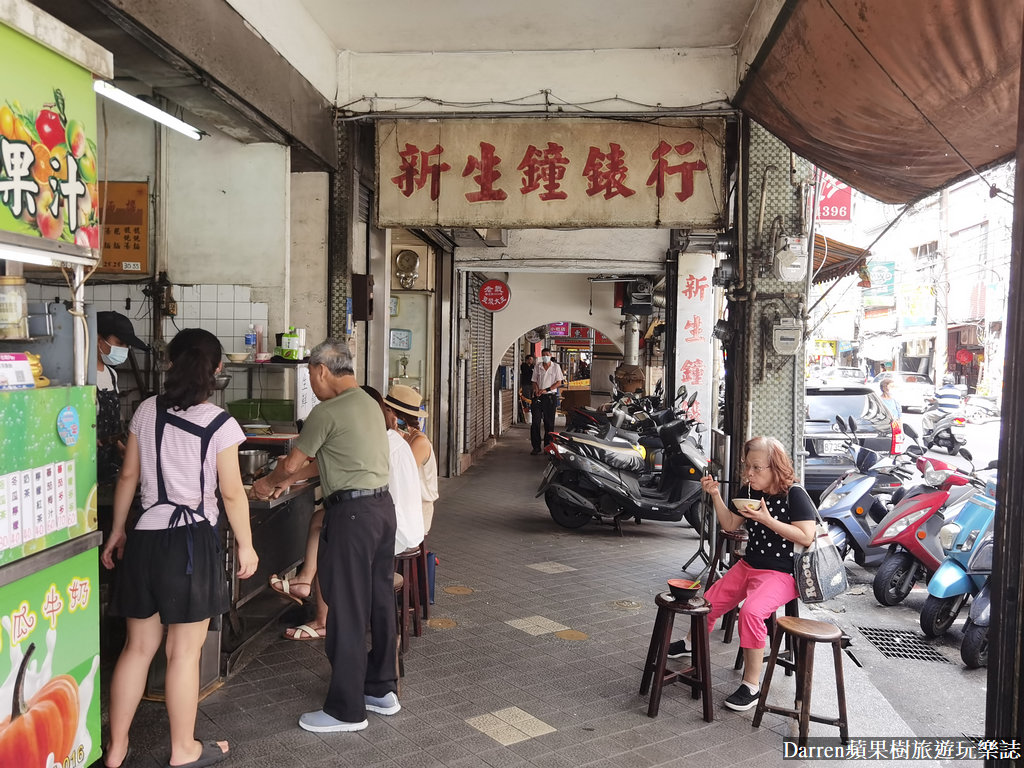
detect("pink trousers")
[703,560,798,649]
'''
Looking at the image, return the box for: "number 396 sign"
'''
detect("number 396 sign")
[818,171,852,222]
[478,279,510,312]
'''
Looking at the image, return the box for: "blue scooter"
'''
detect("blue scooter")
[919,477,997,638]
[960,530,994,668]
[816,416,923,568]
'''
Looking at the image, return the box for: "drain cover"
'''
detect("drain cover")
[857,626,952,663]
[612,600,643,610]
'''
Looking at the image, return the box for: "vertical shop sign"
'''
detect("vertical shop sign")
[0,22,99,249]
[817,170,852,222]
[97,181,149,273]
[674,252,715,425]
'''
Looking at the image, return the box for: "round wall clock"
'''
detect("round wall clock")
[395,249,421,289]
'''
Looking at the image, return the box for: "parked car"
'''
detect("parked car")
[808,365,866,385]
[869,371,934,413]
[804,384,899,499]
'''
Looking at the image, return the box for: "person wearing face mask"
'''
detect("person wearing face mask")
[530,347,564,455]
[96,311,148,485]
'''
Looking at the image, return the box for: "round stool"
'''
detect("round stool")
[393,573,405,680]
[708,527,747,643]
[752,616,850,746]
[733,597,800,677]
[395,546,423,651]
[639,593,713,721]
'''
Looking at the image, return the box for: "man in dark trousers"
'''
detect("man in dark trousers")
[257,339,397,732]
[530,347,564,454]
[519,354,535,422]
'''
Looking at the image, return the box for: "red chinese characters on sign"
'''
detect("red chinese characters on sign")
[683,315,705,343]
[646,141,707,202]
[594,331,612,345]
[10,601,36,645]
[679,358,706,386]
[478,279,511,312]
[681,274,709,302]
[42,583,64,629]
[818,171,852,222]
[67,577,91,611]
[569,325,593,339]
[582,143,635,199]
[518,142,570,200]
[463,142,508,202]
[391,143,451,201]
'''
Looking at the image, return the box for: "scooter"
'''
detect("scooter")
[868,455,982,606]
[816,417,924,568]
[960,530,995,669]
[537,412,710,533]
[963,394,1000,423]
[919,477,997,637]
[921,399,969,455]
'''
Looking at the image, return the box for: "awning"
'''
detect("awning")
[811,233,869,286]
[736,0,1022,205]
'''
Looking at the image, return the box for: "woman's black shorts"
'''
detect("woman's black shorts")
[109,520,229,624]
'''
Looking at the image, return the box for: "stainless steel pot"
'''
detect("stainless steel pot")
[238,449,270,478]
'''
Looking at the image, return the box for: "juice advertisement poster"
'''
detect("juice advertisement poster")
[0,21,99,250]
[0,548,100,768]
[0,388,97,567]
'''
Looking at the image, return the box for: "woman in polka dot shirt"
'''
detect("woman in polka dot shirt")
[667,436,816,711]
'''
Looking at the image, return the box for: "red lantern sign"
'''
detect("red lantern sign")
[955,349,973,365]
[478,279,510,312]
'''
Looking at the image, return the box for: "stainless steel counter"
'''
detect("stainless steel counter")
[246,478,318,510]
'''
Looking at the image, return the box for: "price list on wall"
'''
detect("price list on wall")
[98,181,149,273]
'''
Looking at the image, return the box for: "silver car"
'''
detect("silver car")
[870,371,934,413]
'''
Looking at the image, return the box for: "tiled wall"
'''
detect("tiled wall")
[23,280,270,406]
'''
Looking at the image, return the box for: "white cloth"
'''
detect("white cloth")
[418,441,439,503]
[96,364,116,392]
[532,362,564,393]
[388,429,424,554]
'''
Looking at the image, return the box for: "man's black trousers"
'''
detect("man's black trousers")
[531,393,557,450]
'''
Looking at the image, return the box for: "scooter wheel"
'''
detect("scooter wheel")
[961,619,989,669]
[919,594,967,638]
[873,552,919,606]
[545,489,592,529]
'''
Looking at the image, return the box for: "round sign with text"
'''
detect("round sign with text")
[478,279,511,312]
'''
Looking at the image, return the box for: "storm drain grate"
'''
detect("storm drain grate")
[856,626,952,663]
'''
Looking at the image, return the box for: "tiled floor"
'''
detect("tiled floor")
[113,424,940,768]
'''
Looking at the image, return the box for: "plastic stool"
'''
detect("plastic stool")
[639,593,713,721]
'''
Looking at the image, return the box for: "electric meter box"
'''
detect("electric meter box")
[772,317,802,355]
[773,235,808,281]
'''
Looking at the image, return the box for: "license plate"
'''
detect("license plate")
[536,463,556,496]
[820,440,846,455]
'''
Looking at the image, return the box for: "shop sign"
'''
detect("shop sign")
[817,170,852,222]
[478,279,510,312]
[547,322,570,337]
[0,547,101,768]
[569,325,593,340]
[674,253,715,425]
[0,388,96,567]
[898,285,936,328]
[96,181,149,273]
[863,259,895,307]
[0,22,99,250]
[376,118,726,228]
[594,331,613,346]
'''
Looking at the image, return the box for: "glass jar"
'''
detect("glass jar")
[0,276,28,339]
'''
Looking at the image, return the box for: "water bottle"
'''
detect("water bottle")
[244,324,257,357]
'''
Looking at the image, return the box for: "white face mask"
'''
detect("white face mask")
[541,356,551,364]
[102,344,129,366]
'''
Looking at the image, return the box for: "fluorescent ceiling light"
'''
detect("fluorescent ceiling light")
[93,81,203,140]
[0,243,96,268]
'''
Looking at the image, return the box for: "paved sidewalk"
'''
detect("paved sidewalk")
[117,424,956,768]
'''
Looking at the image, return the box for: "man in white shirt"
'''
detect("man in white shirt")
[530,347,564,454]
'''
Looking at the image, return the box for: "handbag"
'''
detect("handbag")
[792,509,848,603]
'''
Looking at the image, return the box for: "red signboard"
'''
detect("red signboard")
[595,331,612,345]
[478,279,510,311]
[817,171,852,222]
[569,325,593,340]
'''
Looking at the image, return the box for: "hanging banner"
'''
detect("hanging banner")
[674,253,715,426]
[376,118,726,228]
[0,21,99,249]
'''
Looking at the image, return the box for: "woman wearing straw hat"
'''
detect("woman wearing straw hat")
[385,385,439,535]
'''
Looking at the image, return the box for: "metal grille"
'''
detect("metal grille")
[856,626,953,663]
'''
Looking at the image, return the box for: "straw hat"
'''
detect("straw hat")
[385,384,428,418]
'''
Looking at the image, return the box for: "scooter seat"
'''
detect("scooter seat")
[563,434,646,473]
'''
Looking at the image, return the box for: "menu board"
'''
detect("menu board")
[96,181,149,273]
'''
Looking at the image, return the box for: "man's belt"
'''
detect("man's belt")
[326,484,389,506]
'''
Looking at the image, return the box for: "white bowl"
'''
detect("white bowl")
[732,498,760,513]
[225,352,250,363]
[254,352,272,362]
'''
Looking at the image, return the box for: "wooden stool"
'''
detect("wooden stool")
[394,547,423,651]
[708,528,747,643]
[393,572,405,681]
[752,616,849,747]
[733,598,800,677]
[416,544,431,620]
[639,593,713,721]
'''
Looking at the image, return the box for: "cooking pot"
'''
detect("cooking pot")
[238,449,270,478]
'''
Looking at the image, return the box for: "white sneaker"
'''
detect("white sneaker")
[365,691,401,715]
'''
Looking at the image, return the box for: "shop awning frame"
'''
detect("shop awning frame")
[810,233,870,286]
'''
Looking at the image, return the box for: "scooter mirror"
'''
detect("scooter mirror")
[959,448,973,462]
[834,415,847,433]
[847,415,857,435]
[906,444,925,456]
[904,423,919,440]
[985,459,998,470]
[687,390,699,409]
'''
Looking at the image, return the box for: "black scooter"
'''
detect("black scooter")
[536,413,709,533]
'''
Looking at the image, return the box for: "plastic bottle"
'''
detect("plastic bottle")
[244,324,257,356]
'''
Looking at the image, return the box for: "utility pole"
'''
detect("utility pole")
[934,189,950,381]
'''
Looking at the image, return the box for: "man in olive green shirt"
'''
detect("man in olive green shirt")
[257,339,397,732]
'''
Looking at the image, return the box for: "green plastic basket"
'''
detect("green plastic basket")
[226,398,294,423]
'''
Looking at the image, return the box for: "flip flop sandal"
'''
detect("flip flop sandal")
[268,574,311,605]
[284,623,326,641]
[166,740,228,768]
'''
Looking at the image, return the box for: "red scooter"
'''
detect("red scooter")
[868,455,981,606]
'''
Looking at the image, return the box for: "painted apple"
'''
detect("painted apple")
[65,119,87,158]
[35,188,64,240]
[78,148,97,184]
[35,109,66,150]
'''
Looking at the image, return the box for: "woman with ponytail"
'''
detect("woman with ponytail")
[101,328,258,768]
